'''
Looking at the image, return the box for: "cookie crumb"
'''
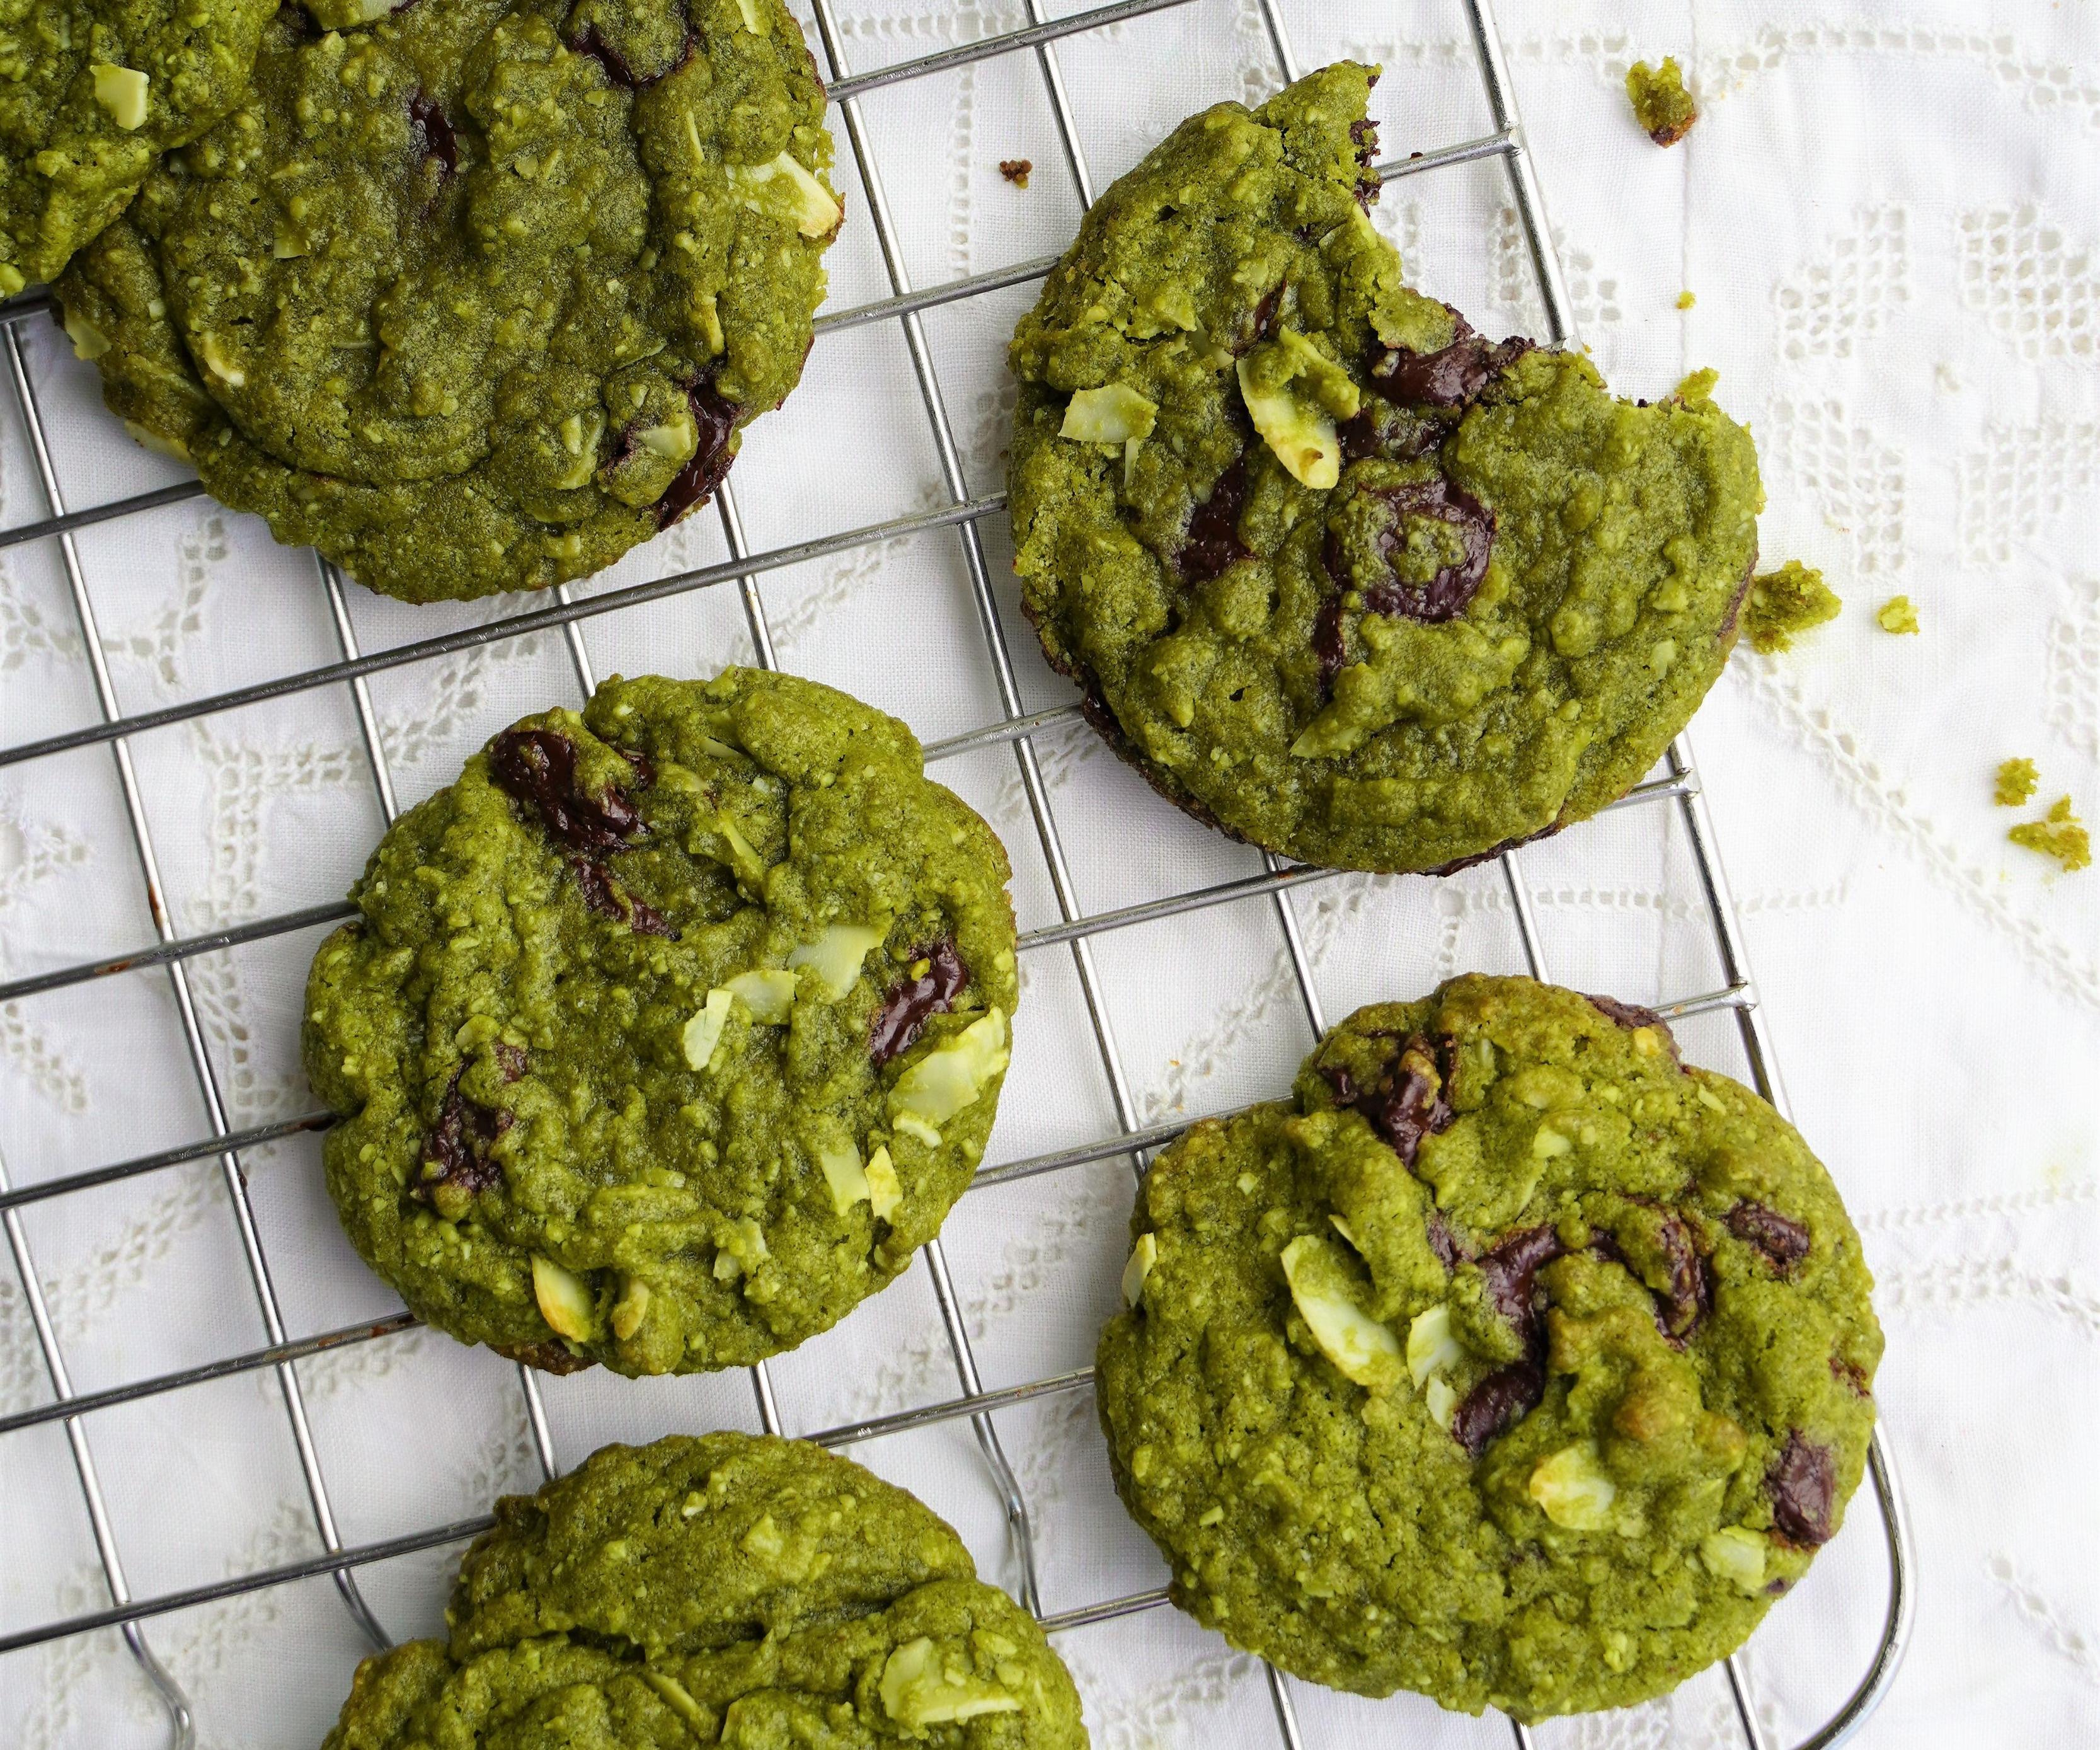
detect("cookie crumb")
[1994,757,2039,807]
[999,158,1033,188]
[1627,59,1698,146]
[1741,561,1841,654]
[1674,366,1719,404]
[1875,596,1919,635]
[1677,290,1696,310]
[2009,797,2092,873]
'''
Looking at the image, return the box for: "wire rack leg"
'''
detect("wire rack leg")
[0,1147,195,1749]
[0,326,393,1655]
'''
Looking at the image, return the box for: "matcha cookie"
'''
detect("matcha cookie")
[1096,975,1879,1718]
[0,0,273,291]
[55,0,839,603]
[304,670,1019,1374]
[323,1433,1090,1749]
[1007,64,1762,872]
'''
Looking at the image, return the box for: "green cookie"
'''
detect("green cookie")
[323,1434,1091,1749]
[0,0,273,290]
[1008,64,1762,871]
[1096,975,1879,1718]
[304,671,1019,1374]
[56,0,839,602]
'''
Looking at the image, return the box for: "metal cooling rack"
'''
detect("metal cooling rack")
[0,1,1916,1745]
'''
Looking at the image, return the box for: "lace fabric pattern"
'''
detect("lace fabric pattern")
[1,1,2096,1746]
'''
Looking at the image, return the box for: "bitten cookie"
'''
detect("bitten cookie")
[57,0,840,602]
[304,670,1018,1374]
[323,1434,1089,1749]
[1007,63,1761,871]
[1095,974,1879,1718]
[0,0,273,290]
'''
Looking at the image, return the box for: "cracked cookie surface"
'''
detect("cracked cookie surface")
[323,1434,1089,1749]
[1007,62,1762,872]
[56,0,839,602]
[0,0,274,290]
[304,670,1018,1374]
[1095,974,1879,1718]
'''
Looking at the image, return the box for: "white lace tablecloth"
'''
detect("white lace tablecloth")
[3,1,2096,1745]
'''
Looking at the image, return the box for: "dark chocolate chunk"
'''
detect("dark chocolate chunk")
[1365,308,1532,410]
[1236,286,1283,355]
[1650,1209,1711,1340]
[871,938,968,1067]
[1425,1207,1467,1272]
[1452,1359,1546,1457]
[656,378,739,527]
[1728,1201,1813,1272]
[493,1041,529,1083]
[1348,116,1381,209]
[413,1071,510,1206]
[1312,594,1348,686]
[489,728,645,853]
[1324,1033,1455,1167]
[570,857,679,939]
[1179,454,1251,584]
[1476,1223,1567,1348]
[1326,476,1496,625]
[1584,992,1669,1033]
[408,93,458,179]
[1766,1431,1837,1546]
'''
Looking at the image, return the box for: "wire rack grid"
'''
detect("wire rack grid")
[0,1,1915,1746]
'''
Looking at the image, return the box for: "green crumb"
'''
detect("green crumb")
[1741,561,1841,655]
[1876,596,1920,635]
[2009,797,2092,873]
[1675,366,1719,403]
[1627,58,1699,146]
[1677,290,1697,310]
[1994,758,2040,807]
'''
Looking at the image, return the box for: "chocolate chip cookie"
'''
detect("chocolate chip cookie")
[323,1433,1089,1749]
[1095,974,1879,1718]
[304,670,1018,1374]
[0,0,273,291]
[56,0,840,603]
[1007,62,1762,872]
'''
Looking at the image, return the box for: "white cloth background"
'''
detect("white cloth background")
[1,1,2096,1745]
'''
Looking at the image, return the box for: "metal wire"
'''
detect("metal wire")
[0,1,1914,1744]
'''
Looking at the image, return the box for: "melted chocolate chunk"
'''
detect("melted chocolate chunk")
[1325,1033,1455,1167]
[1452,1359,1546,1458]
[1766,1432,1837,1546]
[1348,117,1381,209]
[489,728,645,853]
[500,1338,597,1376]
[1728,1200,1812,1272]
[1476,1223,1568,1349]
[1365,308,1533,410]
[1312,594,1348,686]
[1650,1209,1711,1340]
[1179,454,1251,584]
[870,938,968,1067]
[409,93,458,179]
[1425,1207,1467,1272]
[1236,286,1283,356]
[413,1071,510,1205]
[620,747,656,788]
[493,1041,529,1083]
[568,22,648,89]
[1830,1356,1873,1398]
[1336,408,1383,465]
[625,894,679,939]
[1328,476,1496,624]
[656,379,739,527]
[571,857,680,939]
[1585,993,1668,1032]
